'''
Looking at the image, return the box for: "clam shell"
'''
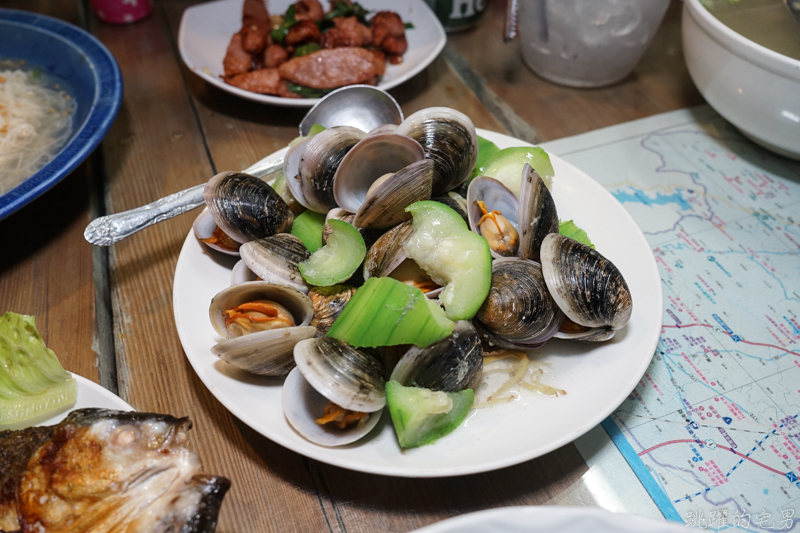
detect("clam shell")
[333,133,425,213]
[283,367,383,447]
[396,107,478,195]
[308,284,357,337]
[293,337,386,413]
[231,259,259,285]
[466,176,520,259]
[239,234,310,294]
[212,326,316,376]
[518,164,558,262]
[363,221,413,280]
[299,126,366,213]
[432,192,469,224]
[204,171,294,244]
[283,139,311,210]
[390,321,482,392]
[474,258,563,350]
[540,233,632,338]
[352,159,434,229]
[193,208,240,256]
[209,281,314,340]
[322,208,381,249]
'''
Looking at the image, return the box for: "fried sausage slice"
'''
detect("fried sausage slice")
[223,33,252,77]
[278,48,380,89]
[241,0,270,53]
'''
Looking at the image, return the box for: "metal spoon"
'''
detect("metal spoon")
[785,0,800,24]
[84,85,403,246]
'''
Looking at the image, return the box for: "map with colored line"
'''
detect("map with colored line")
[544,107,800,532]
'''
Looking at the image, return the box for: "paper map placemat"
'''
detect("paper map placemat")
[543,106,800,532]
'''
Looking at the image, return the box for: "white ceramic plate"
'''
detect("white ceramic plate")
[40,373,133,427]
[172,129,663,477]
[412,507,684,533]
[178,0,446,107]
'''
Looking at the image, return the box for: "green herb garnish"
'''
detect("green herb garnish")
[293,42,320,57]
[286,83,335,99]
[270,4,296,44]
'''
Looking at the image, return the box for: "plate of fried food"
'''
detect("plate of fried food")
[178,0,446,106]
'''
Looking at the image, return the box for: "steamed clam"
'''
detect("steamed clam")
[541,233,632,342]
[333,133,434,229]
[209,281,315,376]
[474,258,564,350]
[193,208,241,256]
[204,171,294,244]
[467,164,558,261]
[239,233,311,294]
[390,321,483,392]
[396,107,478,195]
[284,337,385,446]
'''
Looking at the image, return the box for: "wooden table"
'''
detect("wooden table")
[0,1,703,531]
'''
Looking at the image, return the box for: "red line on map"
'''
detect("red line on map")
[638,439,785,475]
[662,324,800,357]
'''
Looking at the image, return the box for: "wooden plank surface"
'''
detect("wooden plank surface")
[0,0,99,382]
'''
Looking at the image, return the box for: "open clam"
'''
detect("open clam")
[540,233,632,342]
[297,126,367,213]
[193,207,241,256]
[284,337,385,446]
[209,281,315,376]
[333,133,433,229]
[467,165,558,261]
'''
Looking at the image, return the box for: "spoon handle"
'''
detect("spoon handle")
[84,159,283,246]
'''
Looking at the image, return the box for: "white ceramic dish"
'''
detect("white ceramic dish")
[178,0,446,107]
[682,0,800,159]
[40,373,133,426]
[172,129,663,477]
[411,506,685,533]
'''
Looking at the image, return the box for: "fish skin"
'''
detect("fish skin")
[0,409,230,533]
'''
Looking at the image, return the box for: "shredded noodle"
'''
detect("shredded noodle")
[0,69,75,195]
[473,349,566,409]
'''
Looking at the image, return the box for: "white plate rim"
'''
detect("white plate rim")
[37,373,134,427]
[177,0,447,108]
[410,506,684,533]
[172,128,663,477]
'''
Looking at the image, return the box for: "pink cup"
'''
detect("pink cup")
[89,0,153,24]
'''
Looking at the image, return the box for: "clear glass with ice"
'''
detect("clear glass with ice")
[518,0,670,88]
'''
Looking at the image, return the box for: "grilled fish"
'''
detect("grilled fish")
[0,408,230,533]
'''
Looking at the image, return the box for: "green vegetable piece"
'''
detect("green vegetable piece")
[291,210,326,253]
[298,219,365,286]
[286,83,334,99]
[476,147,555,197]
[0,312,77,428]
[385,380,474,448]
[471,135,500,179]
[271,4,296,44]
[307,123,327,136]
[404,201,492,321]
[559,220,595,249]
[326,277,454,348]
[294,43,320,57]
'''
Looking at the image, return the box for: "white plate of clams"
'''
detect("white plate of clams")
[172,122,663,477]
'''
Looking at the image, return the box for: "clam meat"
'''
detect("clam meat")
[284,337,385,446]
[209,281,315,376]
